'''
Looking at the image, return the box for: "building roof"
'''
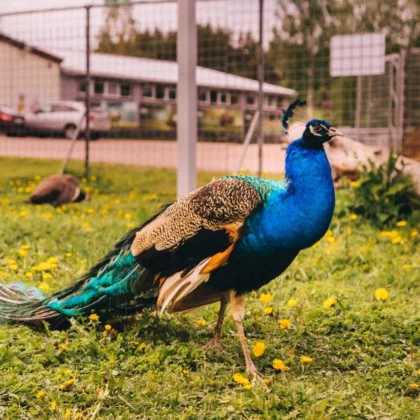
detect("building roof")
[58,50,296,96]
[0,32,63,63]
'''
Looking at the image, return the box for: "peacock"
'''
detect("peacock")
[30,174,88,205]
[0,101,341,375]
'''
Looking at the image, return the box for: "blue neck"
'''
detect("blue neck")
[242,139,335,253]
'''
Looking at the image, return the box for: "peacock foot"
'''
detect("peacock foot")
[203,336,223,351]
[246,362,264,379]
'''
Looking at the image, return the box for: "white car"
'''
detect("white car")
[25,100,111,139]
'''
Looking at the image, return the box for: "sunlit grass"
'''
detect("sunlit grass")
[0,157,419,419]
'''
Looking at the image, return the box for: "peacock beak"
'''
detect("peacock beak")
[328,127,343,138]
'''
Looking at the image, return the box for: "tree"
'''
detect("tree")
[97,0,137,56]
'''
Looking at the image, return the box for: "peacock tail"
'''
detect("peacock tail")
[0,209,168,326]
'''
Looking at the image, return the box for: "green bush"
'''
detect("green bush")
[351,153,420,226]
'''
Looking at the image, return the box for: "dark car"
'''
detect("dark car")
[0,106,26,136]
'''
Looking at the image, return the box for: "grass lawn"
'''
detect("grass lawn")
[0,157,419,419]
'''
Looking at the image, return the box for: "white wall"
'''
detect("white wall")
[0,40,61,111]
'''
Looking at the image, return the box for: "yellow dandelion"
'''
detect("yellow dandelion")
[50,400,57,411]
[272,359,288,371]
[104,324,112,331]
[323,296,337,309]
[311,257,318,263]
[349,181,359,188]
[89,313,100,322]
[9,264,18,271]
[18,249,28,257]
[64,408,72,420]
[36,390,46,399]
[87,208,95,214]
[65,253,72,258]
[300,355,313,364]
[137,343,147,351]
[391,236,402,244]
[396,221,407,227]
[263,307,273,315]
[409,383,419,391]
[286,298,298,308]
[253,342,265,357]
[349,213,358,221]
[60,378,76,390]
[259,293,273,303]
[401,264,412,270]
[196,319,207,326]
[113,199,121,205]
[233,373,249,385]
[243,384,252,390]
[411,229,418,237]
[124,212,132,220]
[182,369,189,375]
[42,272,53,281]
[264,378,272,387]
[25,272,33,279]
[374,288,389,301]
[58,343,69,352]
[279,319,291,330]
[38,282,50,293]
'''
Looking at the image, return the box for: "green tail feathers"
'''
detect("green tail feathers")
[0,228,158,326]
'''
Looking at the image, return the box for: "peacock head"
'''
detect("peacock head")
[282,99,343,148]
[302,119,343,148]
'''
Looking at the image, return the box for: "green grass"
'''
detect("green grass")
[0,157,419,419]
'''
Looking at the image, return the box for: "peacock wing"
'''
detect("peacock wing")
[130,177,264,312]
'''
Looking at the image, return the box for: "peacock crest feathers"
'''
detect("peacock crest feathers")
[282,99,309,135]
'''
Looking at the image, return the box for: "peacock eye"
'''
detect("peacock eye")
[313,125,321,132]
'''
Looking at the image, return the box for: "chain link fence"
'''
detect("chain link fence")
[0,0,419,177]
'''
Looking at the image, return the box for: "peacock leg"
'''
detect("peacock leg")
[229,290,262,377]
[204,293,229,350]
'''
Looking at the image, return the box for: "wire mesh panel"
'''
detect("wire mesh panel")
[0,0,419,180]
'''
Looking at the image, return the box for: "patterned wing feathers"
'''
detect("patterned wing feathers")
[131,178,261,259]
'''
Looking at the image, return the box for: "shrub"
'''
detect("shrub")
[350,153,420,226]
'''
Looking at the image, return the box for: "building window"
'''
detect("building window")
[94,81,105,95]
[267,96,276,107]
[121,83,131,97]
[276,97,283,108]
[230,94,239,105]
[108,81,119,96]
[79,81,87,93]
[143,85,153,98]
[220,92,228,104]
[210,90,218,104]
[156,85,165,99]
[168,87,176,100]
[198,90,208,103]
[247,95,255,105]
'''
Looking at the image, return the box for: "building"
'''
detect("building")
[0,33,62,112]
[58,50,295,140]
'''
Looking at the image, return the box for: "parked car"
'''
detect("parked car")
[0,106,26,136]
[24,101,111,140]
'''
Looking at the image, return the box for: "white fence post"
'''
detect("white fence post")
[177,0,197,198]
